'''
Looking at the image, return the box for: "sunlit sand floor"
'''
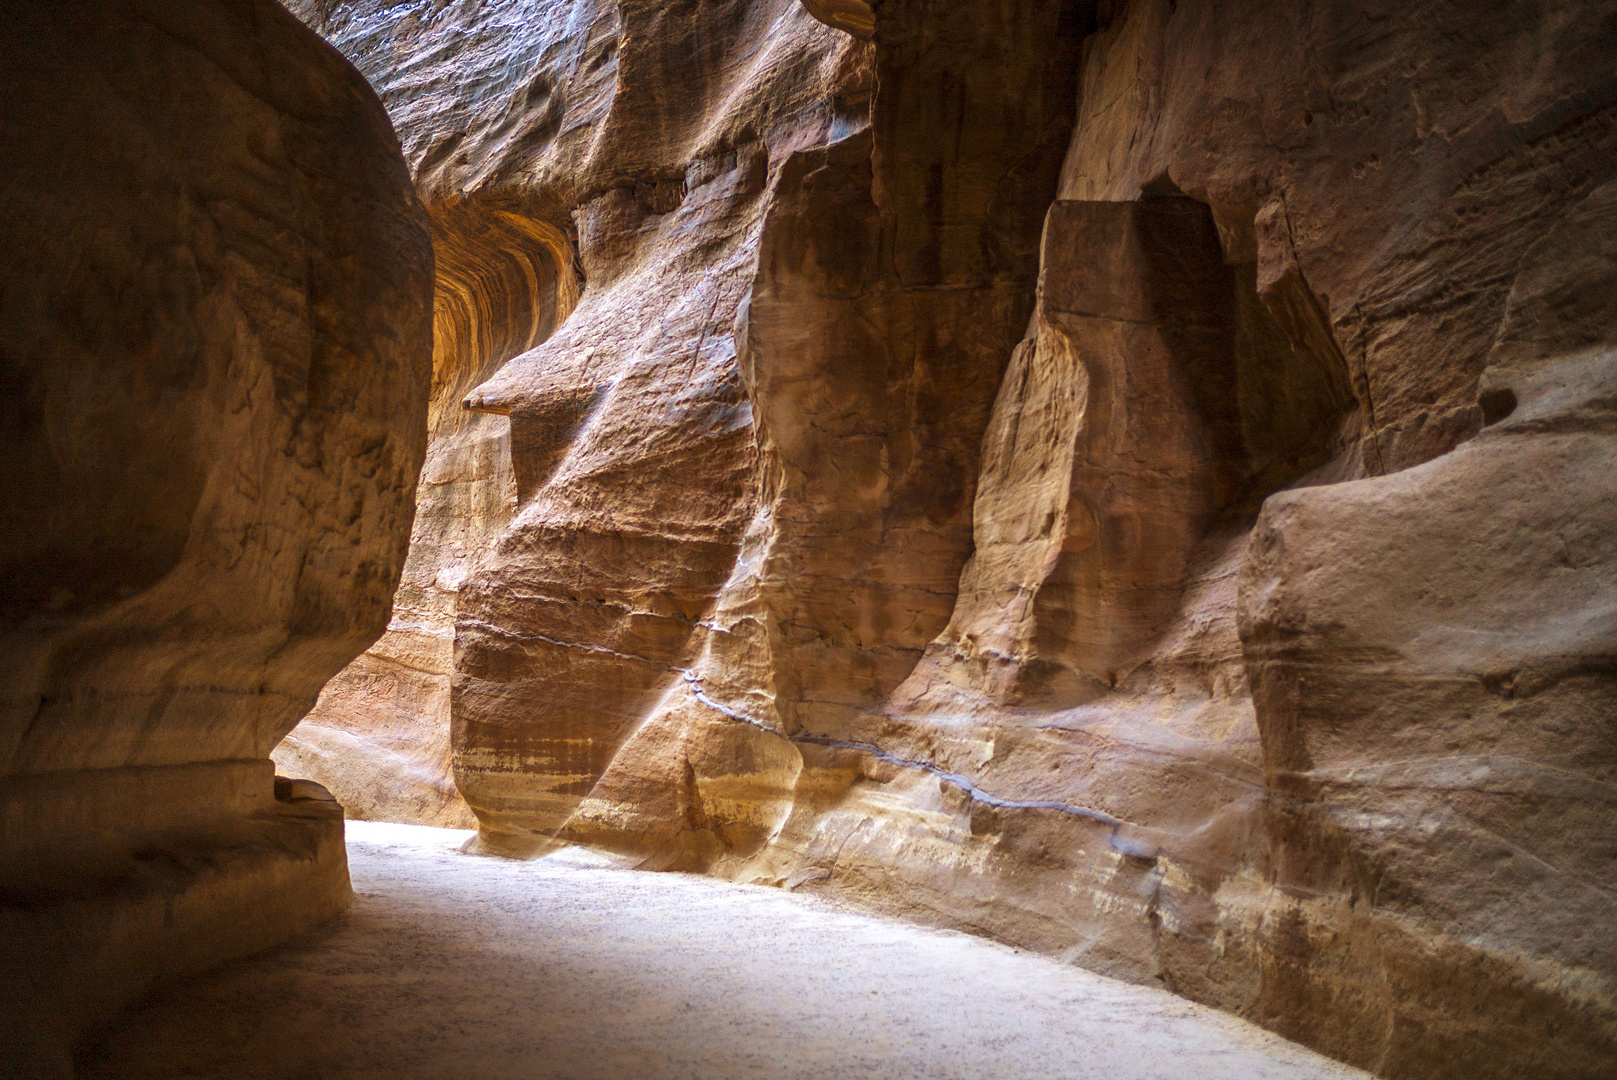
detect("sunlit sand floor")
[79,820,1372,1080]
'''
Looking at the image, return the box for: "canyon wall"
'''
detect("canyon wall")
[273,197,573,828]
[0,0,432,1072]
[285,1,1617,1077]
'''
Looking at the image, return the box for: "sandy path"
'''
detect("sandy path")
[79,821,1371,1080]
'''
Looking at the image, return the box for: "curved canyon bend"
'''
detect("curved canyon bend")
[2,1,1613,1078]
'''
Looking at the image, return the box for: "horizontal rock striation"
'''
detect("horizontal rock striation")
[274,196,575,829]
[288,1,1617,1076]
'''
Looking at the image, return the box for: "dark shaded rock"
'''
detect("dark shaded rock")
[0,0,432,1070]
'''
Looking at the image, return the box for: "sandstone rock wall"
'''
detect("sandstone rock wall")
[0,0,432,1070]
[271,0,613,827]
[274,197,574,828]
[279,0,874,844]
[286,2,1616,1076]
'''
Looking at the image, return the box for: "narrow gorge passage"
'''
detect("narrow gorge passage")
[6,2,1611,1076]
[79,823,1369,1080]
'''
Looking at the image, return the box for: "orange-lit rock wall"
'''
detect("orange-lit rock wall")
[285,2,1617,1076]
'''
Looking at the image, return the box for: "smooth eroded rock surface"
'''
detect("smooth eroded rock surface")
[0,0,432,1070]
[274,196,574,829]
[282,2,1617,1076]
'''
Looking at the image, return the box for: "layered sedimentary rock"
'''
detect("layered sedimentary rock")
[280,0,883,842]
[270,0,601,827]
[0,0,432,1070]
[288,1,1616,1076]
[274,199,573,828]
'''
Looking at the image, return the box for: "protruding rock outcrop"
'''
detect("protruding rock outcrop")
[1236,177,1617,1075]
[283,1,1617,1076]
[0,0,432,1069]
[274,197,574,828]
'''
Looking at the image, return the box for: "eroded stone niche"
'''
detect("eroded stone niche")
[0,0,432,1072]
[284,1,1617,1078]
[927,192,1356,709]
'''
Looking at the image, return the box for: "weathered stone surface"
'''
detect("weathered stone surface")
[1236,178,1617,1077]
[286,1,1616,1076]
[282,0,877,846]
[0,0,432,1070]
[270,0,599,828]
[553,0,1084,867]
[274,198,573,829]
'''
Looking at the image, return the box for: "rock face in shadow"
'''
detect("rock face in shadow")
[271,0,601,828]
[0,0,432,1070]
[274,198,573,829]
[1236,181,1617,1075]
[287,1,1616,1076]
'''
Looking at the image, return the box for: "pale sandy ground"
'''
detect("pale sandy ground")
[79,821,1373,1080]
